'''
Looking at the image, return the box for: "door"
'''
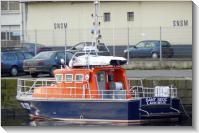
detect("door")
[2,53,17,71]
[143,42,155,57]
[96,71,106,99]
[16,52,25,70]
[133,41,147,57]
[55,52,65,65]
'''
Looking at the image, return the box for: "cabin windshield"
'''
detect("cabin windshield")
[65,74,73,82]
[75,74,83,82]
[55,74,63,82]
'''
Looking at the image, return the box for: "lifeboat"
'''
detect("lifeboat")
[16,0,184,124]
[16,55,184,124]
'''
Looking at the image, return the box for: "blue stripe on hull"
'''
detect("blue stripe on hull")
[19,98,181,121]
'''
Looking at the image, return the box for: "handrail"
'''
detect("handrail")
[17,78,178,101]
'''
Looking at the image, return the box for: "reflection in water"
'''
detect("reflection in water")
[28,119,192,126]
[29,120,132,126]
[1,112,192,126]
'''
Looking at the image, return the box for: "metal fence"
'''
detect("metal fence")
[1,26,192,61]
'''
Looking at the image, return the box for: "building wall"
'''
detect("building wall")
[1,14,21,30]
[25,1,192,46]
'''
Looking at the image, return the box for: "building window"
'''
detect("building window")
[1,32,7,40]
[1,31,20,41]
[127,12,134,21]
[1,1,19,11]
[9,1,19,10]
[104,12,111,22]
[1,1,8,10]
[10,32,20,40]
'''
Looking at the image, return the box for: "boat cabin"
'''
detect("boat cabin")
[32,66,131,100]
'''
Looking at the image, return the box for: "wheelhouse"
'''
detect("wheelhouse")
[32,66,131,100]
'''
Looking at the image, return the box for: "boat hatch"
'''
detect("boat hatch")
[96,70,126,99]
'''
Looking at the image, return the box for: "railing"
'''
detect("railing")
[17,78,56,99]
[17,78,178,101]
[17,78,128,100]
[130,86,178,99]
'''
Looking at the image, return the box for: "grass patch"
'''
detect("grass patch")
[1,79,21,109]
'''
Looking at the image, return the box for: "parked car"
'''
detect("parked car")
[21,43,53,56]
[1,47,28,52]
[124,40,174,58]
[1,51,34,76]
[23,51,73,77]
[68,42,110,56]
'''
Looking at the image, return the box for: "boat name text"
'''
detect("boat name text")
[145,97,168,105]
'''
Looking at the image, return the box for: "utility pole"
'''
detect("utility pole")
[64,28,67,66]
[160,26,162,61]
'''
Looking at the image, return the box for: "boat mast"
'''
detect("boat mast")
[93,0,101,49]
[86,0,101,68]
[69,0,101,69]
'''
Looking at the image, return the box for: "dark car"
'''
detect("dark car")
[1,51,34,76]
[68,42,110,56]
[124,40,174,58]
[21,43,53,56]
[1,47,28,52]
[23,51,73,77]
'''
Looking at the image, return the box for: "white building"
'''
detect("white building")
[1,1,22,46]
[16,0,193,46]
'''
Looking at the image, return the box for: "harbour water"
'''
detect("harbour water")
[1,78,192,126]
[1,114,192,126]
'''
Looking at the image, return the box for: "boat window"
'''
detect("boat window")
[65,74,73,82]
[55,74,63,83]
[75,74,83,82]
[97,73,105,82]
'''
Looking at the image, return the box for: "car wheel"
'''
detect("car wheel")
[152,53,158,59]
[10,66,18,76]
[49,66,57,77]
[31,73,38,78]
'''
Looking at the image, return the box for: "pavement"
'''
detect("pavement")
[1,69,192,80]
[126,69,192,79]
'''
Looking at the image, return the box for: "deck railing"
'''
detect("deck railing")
[130,86,178,99]
[17,78,178,100]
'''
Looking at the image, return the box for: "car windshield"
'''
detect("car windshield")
[161,41,171,47]
[34,51,54,59]
[136,42,145,48]
[73,42,107,51]
[66,52,74,59]
[24,52,34,59]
